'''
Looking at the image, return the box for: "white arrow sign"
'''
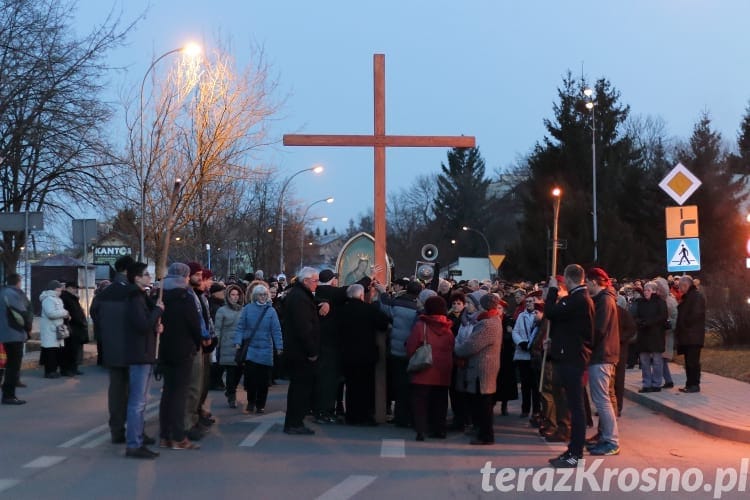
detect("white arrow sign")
[240,411,285,447]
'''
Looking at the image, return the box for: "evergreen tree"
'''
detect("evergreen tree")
[730,102,750,174]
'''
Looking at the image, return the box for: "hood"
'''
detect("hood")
[39,289,58,301]
[419,314,453,333]
[224,284,245,309]
[162,275,188,291]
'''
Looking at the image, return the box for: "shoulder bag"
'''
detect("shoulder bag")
[407,323,433,373]
[235,306,270,365]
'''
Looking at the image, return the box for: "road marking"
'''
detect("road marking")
[240,411,285,447]
[316,475,377,500]
[380,439,405,458]
[23,456,67,468]
[60,402,161,448]
[0,479,20,493]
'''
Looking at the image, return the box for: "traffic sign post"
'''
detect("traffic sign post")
[665,205,699,239]
[661,163,702,273]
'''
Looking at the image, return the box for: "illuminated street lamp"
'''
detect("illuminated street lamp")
[139,43,201,262]
[462,225,493,279]
[279,165,324,273]
[551,187,562,277]
[583,87,598,262]
[300,197,334,269]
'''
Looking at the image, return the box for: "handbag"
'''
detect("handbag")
[407,323,433,373]
[56,323,70,340]
[235,306,270,365]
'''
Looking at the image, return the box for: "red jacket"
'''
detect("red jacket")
[406,314,454,387]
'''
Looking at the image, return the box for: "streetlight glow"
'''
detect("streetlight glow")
[299,197,334,269]
[583,87,593,97]
[312,165,324,174]
[552,187,561,197]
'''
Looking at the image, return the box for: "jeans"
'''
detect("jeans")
[554,363,586,456]
[639,352,663,388]
[588,363,619,446]
[126,364,153,448]
[2,342,23,399]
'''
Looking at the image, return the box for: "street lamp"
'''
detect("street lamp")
[583,87,598,262]
[551,187,562,278]
[139,43,201,263]
[300,197,334,269]
[462,226,493,279]
[279,165,324,274]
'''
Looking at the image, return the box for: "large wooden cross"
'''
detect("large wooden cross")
[284,53,475,283]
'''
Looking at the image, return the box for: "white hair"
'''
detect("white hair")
[298,266,318,281]
[347,284,365,299]
[251,284,269,302]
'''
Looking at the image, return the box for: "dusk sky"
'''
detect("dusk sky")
[75,0,750,232]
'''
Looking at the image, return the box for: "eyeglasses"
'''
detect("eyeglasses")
[305,278,319,283]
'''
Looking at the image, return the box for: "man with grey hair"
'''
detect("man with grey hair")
[283,267,321,434]
[338,283,389,425]
[675,275,706,393]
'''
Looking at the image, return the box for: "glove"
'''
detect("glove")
[519,341,529,351]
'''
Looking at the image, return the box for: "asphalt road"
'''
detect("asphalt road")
[1,366,748,500]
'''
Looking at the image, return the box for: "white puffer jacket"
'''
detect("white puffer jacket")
[39,290,68,348]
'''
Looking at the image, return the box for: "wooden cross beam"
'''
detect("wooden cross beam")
[284,53,475,283]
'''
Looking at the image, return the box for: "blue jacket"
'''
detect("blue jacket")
[234,301,283,367]
[377,293,417,358]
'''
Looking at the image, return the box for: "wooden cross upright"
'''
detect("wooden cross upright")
[284,54,476,282]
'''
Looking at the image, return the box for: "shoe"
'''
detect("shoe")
[142,434,156,446]
[314,415,336,424]
[256,408,265,414]
[159,439,173,449]
[45,373,61,379]
[228,399,237,409]
[75,370,84,375]
[60,370,75,377]
[470,438,494,445]
[125,446,159,459]
[544,433,569,443]
[638,387,653,393]
[16,381,27,388]
[199,416,215,427]
[244,404,254,414]
[111,434,126,444]
[589,442,620,456]
[662,382,674,389]
[1,397,26,405]
[428,432,447,439]
[186,426,205,441]
[679,385,700,393]
[415,433,425,441]
[650,387,661,392]
[284,426,315,435]
[171,438,200,450]
[549,451,582,468]
[585,433,601,445]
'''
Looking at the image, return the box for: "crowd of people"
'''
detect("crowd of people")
[0,256,706,467]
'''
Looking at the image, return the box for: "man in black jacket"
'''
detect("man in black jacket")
[60,283,87,377]
[675,275,706,393]
[283,266,322,435]
[545,264,594,468]
[123,262,163,459]
[584,267,620,457]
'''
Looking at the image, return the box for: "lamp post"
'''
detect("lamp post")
[551,187,562,278]
[462,226,493,280]
[299,197,334,269]
[138,43,201,263]
[278,165,324,274]
[583,87,598,263]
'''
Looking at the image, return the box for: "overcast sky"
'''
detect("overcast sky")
[74,0,750,232]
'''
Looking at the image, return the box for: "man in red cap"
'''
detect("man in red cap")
[585,267,621,457]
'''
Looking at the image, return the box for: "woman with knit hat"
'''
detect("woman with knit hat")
[405,296,454,441]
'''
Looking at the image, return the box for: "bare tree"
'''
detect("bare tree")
[0,0,134,274]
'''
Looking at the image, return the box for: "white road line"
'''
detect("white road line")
[81,408,161,448]
[23,456,67,468]
[380,439,405,458]
[240,421,276,447]
[0,479,20,493]
[58,423,109,448]
[316,475,377,500]
[62,404,161,449]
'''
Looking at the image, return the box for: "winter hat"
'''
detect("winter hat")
[587,267,611,286]
[209,282,226,295]
[46,280,63,290]
[277,274,287,282]
[418,289,437,306]
[424,296,448,316]
[480,292,505,311]
[202,269,214,280]
[167,262,191,278]
[406,280,423,296]
[186,261,203,277]
[319,269,339,283]
[467,290,487,309]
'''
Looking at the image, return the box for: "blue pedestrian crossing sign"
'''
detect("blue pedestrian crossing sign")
[666,238,701,272]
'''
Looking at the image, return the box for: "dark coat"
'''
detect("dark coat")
[675,285,707,347]
[406,314,454,387]
[495,314,518,402]
[315,284,349,351]
[618,305,637,346]
[545,285,594,367]
[61,290,88,344]
[338,298,390,368]
[90,281,132,367]
[124,287,162,365]
[282,282,320,362]
[590,287,620,365]
[159,287,203,364]
[635,295,668,353]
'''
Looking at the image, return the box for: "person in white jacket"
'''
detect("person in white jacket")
[512,296,543,420]
[39,280,70,378]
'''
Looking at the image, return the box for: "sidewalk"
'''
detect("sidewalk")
[17,348,750,444]
[624,361,750,444]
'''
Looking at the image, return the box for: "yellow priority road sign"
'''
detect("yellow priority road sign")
[665,205,699,239]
